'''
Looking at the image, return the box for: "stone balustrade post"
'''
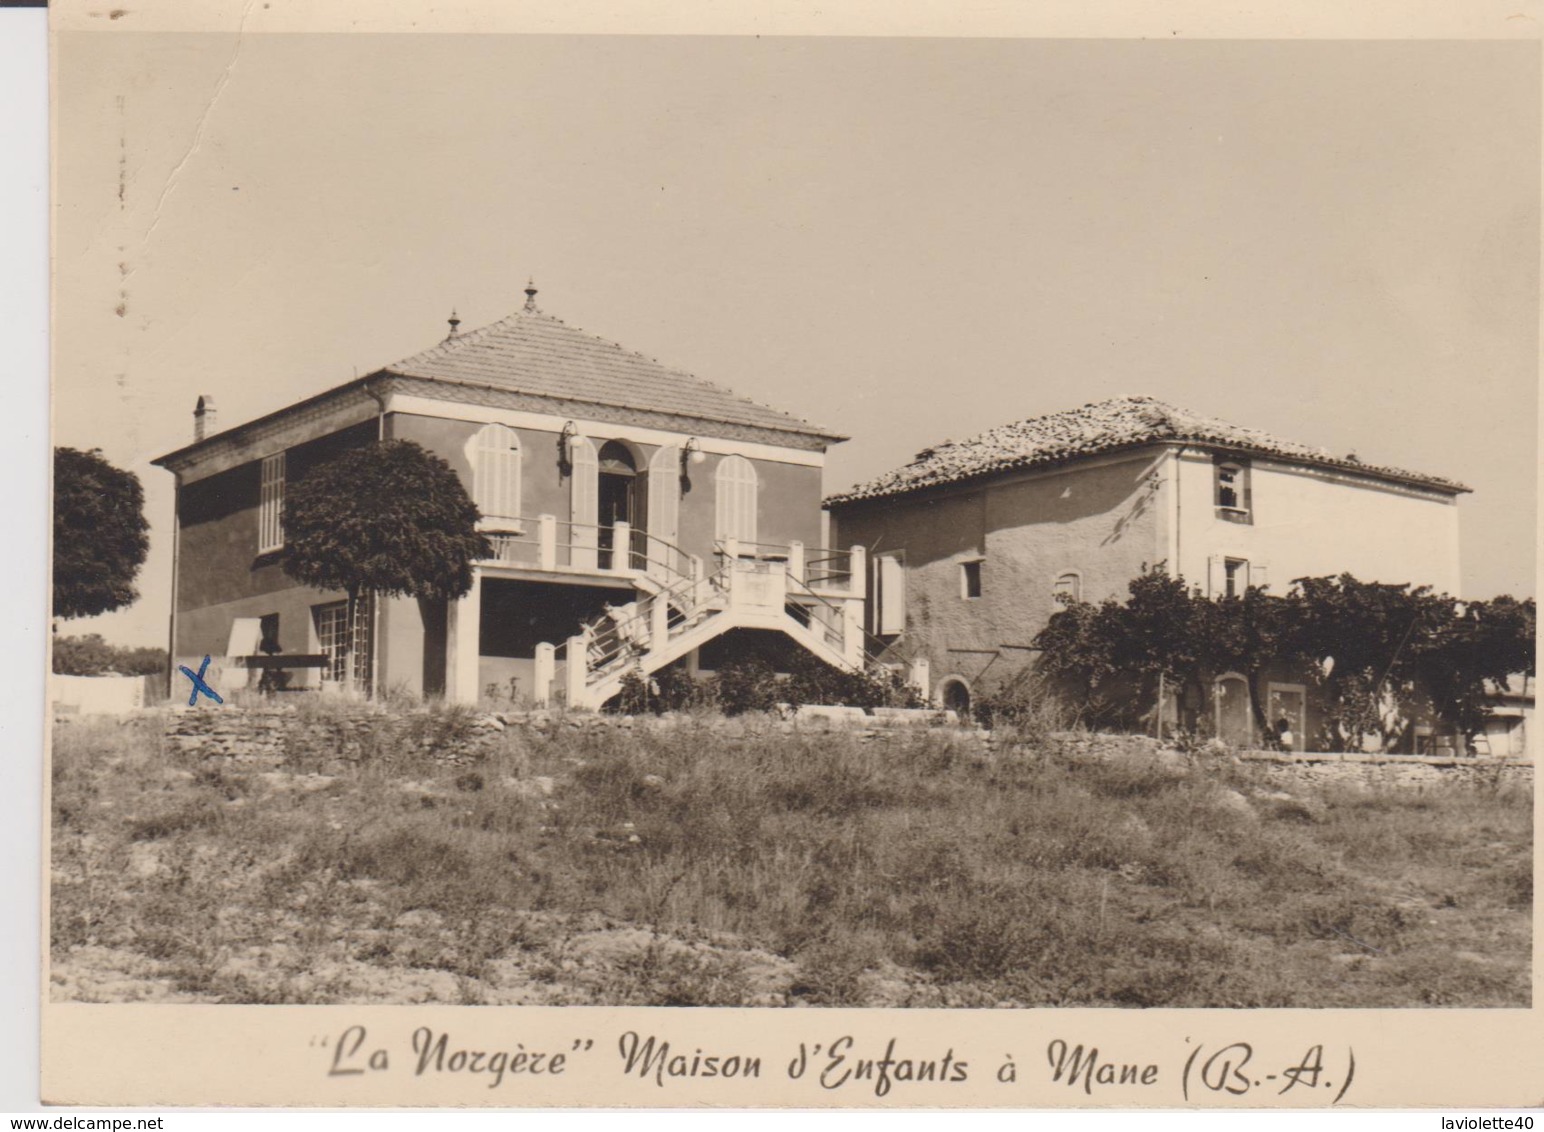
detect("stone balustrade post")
[533,642,555,707]
[565,634,588,708]
[537,514,557,571]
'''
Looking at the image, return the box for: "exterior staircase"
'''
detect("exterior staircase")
[530,535,868,710]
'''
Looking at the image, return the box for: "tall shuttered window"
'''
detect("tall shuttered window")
[877,554,907,635]
[470,423,522,529]
[714,454,759,545]
[647,445,682,574]
[569,438,600,569]
[259,453,285,554]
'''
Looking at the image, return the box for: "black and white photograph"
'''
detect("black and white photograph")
[40,1,1542,1109]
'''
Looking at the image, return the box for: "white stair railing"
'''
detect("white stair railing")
[532,536,868,708]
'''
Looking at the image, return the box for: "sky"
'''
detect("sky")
[52,34,1540,647]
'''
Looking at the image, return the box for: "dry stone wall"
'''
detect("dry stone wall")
[152,705,1532,790]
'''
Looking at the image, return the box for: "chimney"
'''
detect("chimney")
[194,394,216,441]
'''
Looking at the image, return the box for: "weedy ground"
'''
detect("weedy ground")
[50,707,1531,1007]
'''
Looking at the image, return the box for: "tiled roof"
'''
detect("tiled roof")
[383,304,845,443]
[826,395,1469,505]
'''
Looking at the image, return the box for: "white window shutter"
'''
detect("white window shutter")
[715,455,758,545]
[647,445,681,577]
[879,555,906,635]
[1207,554,1222,598]
[571,438,599,526]
[570,438,600,569]
[648,445,681,547]
[1250,561,1268,592]
[259,453,285,553]
[471,424,521,525]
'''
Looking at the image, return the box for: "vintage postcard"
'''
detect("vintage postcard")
[42,0,1543,1109]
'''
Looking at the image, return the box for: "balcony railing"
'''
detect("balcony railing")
[479,515,865,598]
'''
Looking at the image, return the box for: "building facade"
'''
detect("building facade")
[154,287,867,708]
[826,396,1470,747]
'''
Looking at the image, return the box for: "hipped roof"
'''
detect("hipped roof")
[827,395,1469,506]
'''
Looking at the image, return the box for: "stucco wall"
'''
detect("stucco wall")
[387,412,825,564]
[175,422,375,619]
[832,452,1163,703]
[377,593,442,700]
[386,414,571,531]
[1167,448,1463,597]
[172,406,832,703]
[172,423,378,687]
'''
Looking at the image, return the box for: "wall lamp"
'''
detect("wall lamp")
[678,437,707,492]
[558,421,583,473]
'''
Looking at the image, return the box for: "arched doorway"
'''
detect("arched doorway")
[597,441,644,570]
[1214,672,1253,748]
[939,676,971,718]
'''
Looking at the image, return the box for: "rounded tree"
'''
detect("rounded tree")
[53,446,151,622]
[282,439,492,689]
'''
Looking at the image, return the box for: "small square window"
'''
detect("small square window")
[961,560,983,599]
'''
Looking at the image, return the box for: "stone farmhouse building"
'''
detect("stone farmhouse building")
[153,287,869,709]
[826,395,1474,749]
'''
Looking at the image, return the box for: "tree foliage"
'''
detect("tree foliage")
[282,440,491,604]
[52,633,167,676]
[1033,569,1535,752]
[53,447,151,621]
[282,440,491,690]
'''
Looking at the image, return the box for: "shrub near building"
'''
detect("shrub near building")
[1026,569,1535,753]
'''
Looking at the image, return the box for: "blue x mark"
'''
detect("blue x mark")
[179,655,225,707]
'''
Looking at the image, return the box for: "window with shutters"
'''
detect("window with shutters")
[1224,557,1248,598]
[714,454,759,545]
[469,424,523,530]
[1214,457,1252,523]
[569,438,600,569]
[647,445,681,568]
[877,553,907,636]
[258,453,285,553]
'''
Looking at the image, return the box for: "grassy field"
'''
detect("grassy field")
[50,708,1531,1007]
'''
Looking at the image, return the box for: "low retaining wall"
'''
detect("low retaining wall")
[1238,750,1532,789]
[162,704,509,768]
[150,706,1533,790]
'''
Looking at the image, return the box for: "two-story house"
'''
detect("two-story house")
[152,286,868,709]
[826,395,1469,746]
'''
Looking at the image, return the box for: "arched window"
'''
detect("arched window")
[647,445,681,568]
[569,437,600,569]
[714,454,758,545]
[939,677,971,717]
[1052,571,1082,606]
[469,424,522,528]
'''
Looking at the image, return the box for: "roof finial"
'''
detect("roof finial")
[523,278,539,313]
[447,309,461,338]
